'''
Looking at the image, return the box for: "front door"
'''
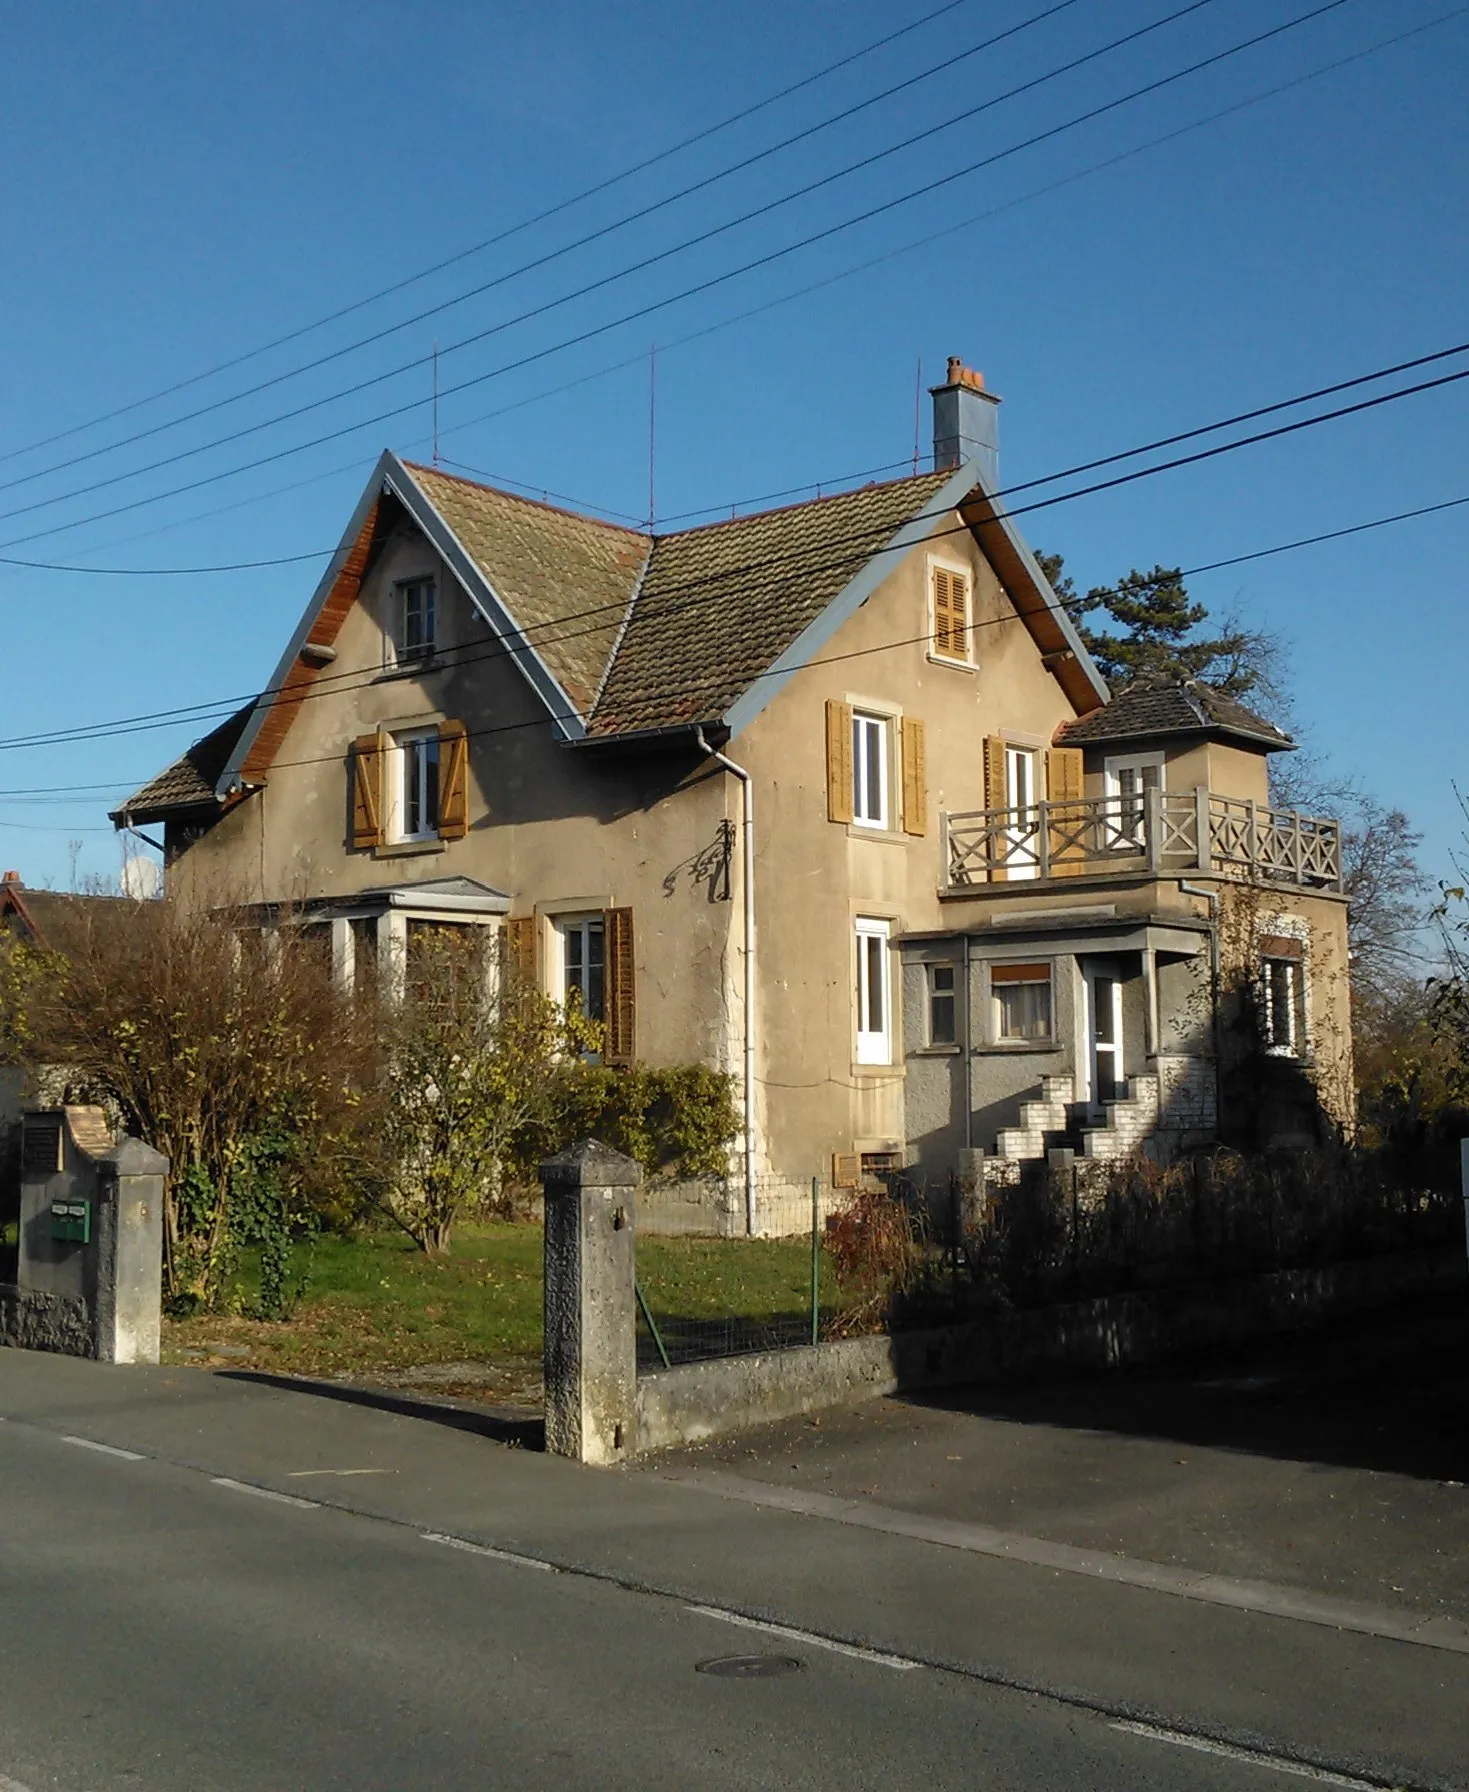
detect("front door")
[1086,967,1123,1113]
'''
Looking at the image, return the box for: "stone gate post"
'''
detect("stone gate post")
[540,1139,641,1465]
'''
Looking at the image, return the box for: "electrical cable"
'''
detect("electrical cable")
[0,0,980,472]
[0,0,1090,499]
[0,0,1337,548]
[1,357,1464,761]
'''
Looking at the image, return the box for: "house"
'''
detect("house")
[113,359,1352,1229]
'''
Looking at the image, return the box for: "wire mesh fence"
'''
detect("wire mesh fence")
[634,1174,842,1370]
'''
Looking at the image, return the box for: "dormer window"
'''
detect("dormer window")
[397,577,436,664]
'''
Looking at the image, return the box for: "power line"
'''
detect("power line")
[0,0,980,473]
[3,355,1465,761]
[1,0,1316,547]
[0,0,1091,500]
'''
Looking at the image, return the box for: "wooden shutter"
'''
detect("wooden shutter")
[900,716,927,837]
[351,733,384,850]
[932,567,970,661]
[1045,746,1086,877]
[437,719,469,840]
[983,735,1008,884]
[603,907,635,1065]
[502,916,540,989]
[825,699,854,824]
[831,1151,860,1190]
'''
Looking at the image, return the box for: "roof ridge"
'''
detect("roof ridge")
[658,468,948,542]
[401,460,650,540]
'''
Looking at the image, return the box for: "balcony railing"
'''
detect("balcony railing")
[942,788,1341,893]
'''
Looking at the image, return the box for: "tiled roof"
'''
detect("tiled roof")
[404,464,649,715]
[112,704,255,822]
[589,471,953,736]
[0,882,129,953]
[1057,679,1293,750]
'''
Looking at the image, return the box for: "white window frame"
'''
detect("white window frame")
[1004,744,1041,879]
[851,710,891,831]
[1103,750,1166,847]
[396,575,437,665]
[854,917,893,1065]
[388,727,441,843]
[555,913,606,1027]
[927,555,974,668]
[1260,956,1305,1056]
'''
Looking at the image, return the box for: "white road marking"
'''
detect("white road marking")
[210,1476,319,1509]
[287,1468,396,1478]
[420,1531,556,1571]
[61,1435,144,1461]
[1111,1720,1389,1787]
[685,1603,917,1671]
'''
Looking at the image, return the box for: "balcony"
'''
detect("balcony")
[941,789,1342,894]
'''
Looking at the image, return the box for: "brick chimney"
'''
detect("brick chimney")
[931,357,1001,487]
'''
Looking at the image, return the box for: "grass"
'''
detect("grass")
[162,1220,853,1398]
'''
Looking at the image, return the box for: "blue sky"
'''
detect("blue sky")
[1,0,1465,893]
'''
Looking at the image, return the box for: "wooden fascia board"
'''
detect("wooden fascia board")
[384,455,588,742]
[957,486,1110,715]
[719,461,984,741]
[217,453,395,798]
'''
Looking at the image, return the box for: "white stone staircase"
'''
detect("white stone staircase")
[993,1072,1162,1164]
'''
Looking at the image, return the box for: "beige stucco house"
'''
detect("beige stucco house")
[114,361,1352,1230]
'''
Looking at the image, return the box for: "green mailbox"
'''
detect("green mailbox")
[50,1199,91,1245]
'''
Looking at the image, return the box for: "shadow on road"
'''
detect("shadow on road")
[906,1289,1469,1483]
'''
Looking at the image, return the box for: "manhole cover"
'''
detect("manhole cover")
[695,1653,804,1678]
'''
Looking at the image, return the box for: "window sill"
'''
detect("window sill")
[373,839,447,860]
[846,823,909,845]
[911,1043,962,1057]
[373,656,442,683]
[925,651,976,674]
[973,1040,1060,1056]
[851,1059,899,1076]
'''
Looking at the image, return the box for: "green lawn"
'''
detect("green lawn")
[162,1221,852,1392]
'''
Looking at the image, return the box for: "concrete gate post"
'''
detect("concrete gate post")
[95,1138,168,1364]
[540,1138,641,1465]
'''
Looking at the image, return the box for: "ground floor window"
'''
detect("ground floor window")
[1260,936,1307,1055]
[992,961,1053,1043]
[559,914,606,1024]
[855,917,892,1063]
[926,962,957,1045]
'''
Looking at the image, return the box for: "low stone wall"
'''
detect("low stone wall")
[634,1245,1463,1455]
[0,1282,94,1356]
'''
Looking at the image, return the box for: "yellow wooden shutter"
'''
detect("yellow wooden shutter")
[502,916,540,989]
[603,907,635,1065]
[983,735,1008,883]
[825,699,854,824]
[437,719,469,840]
[1046,746,1086,877]
[351,733,384,850]
[900,716,927,837]
[932,568,970,661]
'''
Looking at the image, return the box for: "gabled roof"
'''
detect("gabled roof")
[117,449,1108,820]
[1056,679,1294,752]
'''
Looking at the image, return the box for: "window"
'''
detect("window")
[397,577,436,663]
[992,962,1053,1043]
[855,917,892,1063]
[1259,936,1307,1056]
[559,915,606,1025]
[1104,753,1165,847]
[927,963,957,1045]
[851,712,890,829]
[930,563,972,664]
[393,729,440,841]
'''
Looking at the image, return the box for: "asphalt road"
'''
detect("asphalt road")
[2,1347,1466,1790]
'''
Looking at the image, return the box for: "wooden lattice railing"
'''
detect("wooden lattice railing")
[942,789,1341,891]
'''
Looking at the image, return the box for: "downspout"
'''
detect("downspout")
[696,728,757,1236]
[1178,881,1224,1144]
[962,932,973,1151]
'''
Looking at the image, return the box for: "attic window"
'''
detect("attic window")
[929,562,971,664]
[397,577,436,664]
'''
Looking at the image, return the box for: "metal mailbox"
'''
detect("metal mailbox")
[49,1199,91,1245]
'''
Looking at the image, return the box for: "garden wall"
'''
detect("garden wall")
[634,1243,1464,1454]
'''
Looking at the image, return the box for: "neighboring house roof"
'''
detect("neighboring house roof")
[116,449,1110,820]
[1056,679,1294,752]
[0,874,127,953]
[111,704,255,826]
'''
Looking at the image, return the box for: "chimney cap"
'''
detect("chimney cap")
[930,357,1000,402]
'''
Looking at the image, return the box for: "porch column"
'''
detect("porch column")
[1142,945,1160,1059]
